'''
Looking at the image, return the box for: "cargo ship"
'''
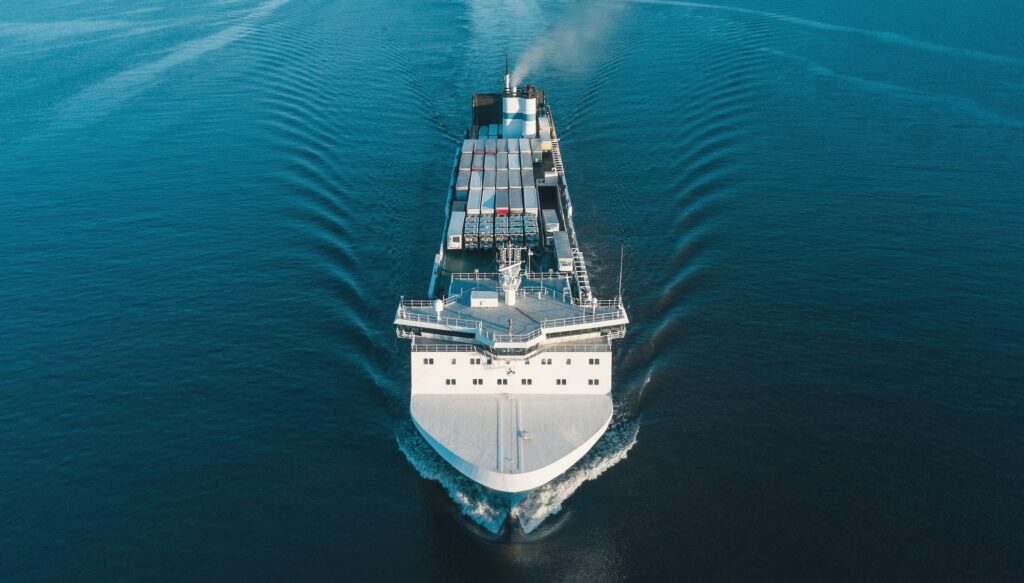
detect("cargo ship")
[394,65,629,523]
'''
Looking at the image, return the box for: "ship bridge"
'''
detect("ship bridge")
[394,270,626,355]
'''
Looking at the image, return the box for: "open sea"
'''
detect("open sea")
[2,0,1022,580]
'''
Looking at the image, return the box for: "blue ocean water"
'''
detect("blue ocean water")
[2,0,1022,580]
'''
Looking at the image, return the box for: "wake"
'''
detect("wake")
[396,412,640,535]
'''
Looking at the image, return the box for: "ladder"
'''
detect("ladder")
[551,137,565,174]
[571,248,592,304]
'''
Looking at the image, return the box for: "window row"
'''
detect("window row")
[424,357,601,366]
[439,378,599,387]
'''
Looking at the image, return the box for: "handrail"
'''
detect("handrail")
[540,307,625,329]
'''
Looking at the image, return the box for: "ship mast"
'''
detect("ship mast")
[498,245,523,306]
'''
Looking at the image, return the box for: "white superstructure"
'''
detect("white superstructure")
[395,72,628,518]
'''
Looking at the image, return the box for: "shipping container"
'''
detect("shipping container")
[456,169,471,191]
[521,168,535,188]
[483,169,496,188]
[518,139,530,154]
[485,139,497,154]
[467,188,482,215]
[497,169,509,189]
[481,188,495,215]
[497,139,507,154]
[519,151,532,170]
[508,139,520,154]
[495,190,510,216]
[470,171,483,189]
[447,211,466,250]
[459,151,473,171]
[553,231,573,271]
[472,140,484,154]
[453,200,467,212]
[497,154,508,170]
[484,154,496,171]
[508,153,521,171]
[538,116,550,132]
[510,188,524,214]
[472,153,484,171]
[523,186,539,215]
[508,170,522,188]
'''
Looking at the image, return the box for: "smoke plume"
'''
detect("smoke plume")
[510,3,625,87]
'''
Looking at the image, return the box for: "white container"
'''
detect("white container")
[481,188,495,216]
[553,231,573,271]
[523,186,539,215]
[467,188,482,215]
[456,169,471,191]
[447,211,466,250]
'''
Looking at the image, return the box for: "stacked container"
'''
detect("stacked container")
[521,168,535,189]
[519,151,531,170]
[479,215,494,250]
[523,186,539,215]
[467,188,482,215]
[530,139,542,163]
[497,169,509,190]
[456,169,471,191]
[481,188,495,216]
[509,187,524,215]
[463,216,479,251]
[495,190,510,216]
[495,216,509,245]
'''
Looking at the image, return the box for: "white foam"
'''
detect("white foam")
[396,413,639,534]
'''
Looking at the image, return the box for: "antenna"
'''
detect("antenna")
[617,245,624,305]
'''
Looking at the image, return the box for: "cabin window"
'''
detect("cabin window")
[589,358,600,365]
[423,358,434,365]
[556,379,566,386]
[497,379,508,386]
[521,378,532,385]
[451,358,457,365]
[566,358,572,365]
[588,379,601,386]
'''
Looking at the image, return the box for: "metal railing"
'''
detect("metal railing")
[451,271,570,281]
[410,343,479,352]
[489,327,544,344]
[395,307,480,330]
[540,307,625,329]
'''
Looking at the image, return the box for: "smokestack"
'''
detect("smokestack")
[504,53,512,95]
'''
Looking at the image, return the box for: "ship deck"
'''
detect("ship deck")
[403,275,620,341]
